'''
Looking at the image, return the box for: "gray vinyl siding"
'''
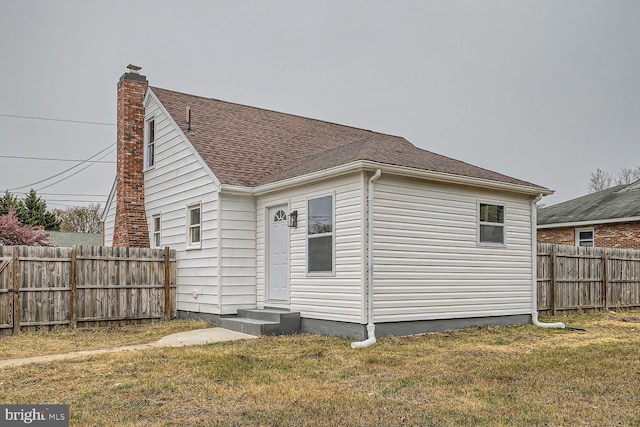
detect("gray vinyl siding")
[143,91,221,314]
[372,175,534,322]
[219,193,257,314]
[256,173,366,323]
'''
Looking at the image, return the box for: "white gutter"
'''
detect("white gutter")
[531,194,565,329]
[221,161,553,198]
[538,215,640,229]
[352,169,382,349]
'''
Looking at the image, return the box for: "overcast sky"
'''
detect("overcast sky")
[1,1,639,211]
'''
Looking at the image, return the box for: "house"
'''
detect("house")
[44,231,103,247]
[538,180,640,249]
[102,65,554,339]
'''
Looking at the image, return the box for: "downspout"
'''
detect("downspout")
[531,194,565,329]
[352,169,382,348]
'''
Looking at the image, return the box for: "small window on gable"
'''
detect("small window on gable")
[188,205,201,247]
[479,202,505,245]
[146,119,155,168]
[152,215,161,248]
[576,228,594,247]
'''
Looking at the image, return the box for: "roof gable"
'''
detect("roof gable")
[538,180,640,225]
[151,86,546,191]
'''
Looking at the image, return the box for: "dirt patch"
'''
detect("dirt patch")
[618,316,640,323]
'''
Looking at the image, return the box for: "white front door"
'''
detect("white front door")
[268,205,289,301]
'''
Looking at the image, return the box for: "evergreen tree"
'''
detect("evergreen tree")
[18,189,61,231]
[0,191,24,216]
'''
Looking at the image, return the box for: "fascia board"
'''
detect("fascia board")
[101,178,117,222]
[221,160,552,198]
[538,216,640,229]
[365,161,553,197]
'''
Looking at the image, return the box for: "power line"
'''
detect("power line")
[33,192,109,197]
[7,143,115,191]
[0,113,115,126]
[35,148,115,192]
[40,199,106,203]
[0,154,114,164]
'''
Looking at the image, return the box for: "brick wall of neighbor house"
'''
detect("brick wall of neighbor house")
[112,69,150,248]
[537,227,575,246]
[538,221,640,249]
[595,221,640,250]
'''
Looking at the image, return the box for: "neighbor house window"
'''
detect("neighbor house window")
[575,228,594,247]
[307,195,334,273]
[478,202,505,245]
[152,215,161,248]
[146,119,155,168]
[187,205,201,247]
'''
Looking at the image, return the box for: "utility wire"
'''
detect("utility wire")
[7,143,115,191]
[0,113,115,126]
[34,148,115,192]
[0,154,114,163]
[29,192,109,197]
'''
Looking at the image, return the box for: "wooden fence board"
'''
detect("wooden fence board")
[537,243,640,314]
[0,245,176,336]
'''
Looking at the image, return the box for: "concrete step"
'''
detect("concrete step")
[219,309,301,336]
[218,317,279,336]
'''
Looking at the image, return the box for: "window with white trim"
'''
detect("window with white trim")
[478,202,505,245]
[152,215,161,248]
[307,195,334,273]
[575,228,594,247]
[187,205,201,247]
[146,119,155,168]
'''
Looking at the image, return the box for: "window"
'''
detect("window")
[479,202,505,245]
[576,228,594,247]
[307,195,333,273]
[152,215,161,248]
[273,209,287,222]
[146,119,155,168]
[188,205,201,247]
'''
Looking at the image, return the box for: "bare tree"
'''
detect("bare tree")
[615,166,640,186]
[55,204,102,233]
[588,168,613,193]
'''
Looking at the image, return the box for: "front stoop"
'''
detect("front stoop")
[218,308,300,336]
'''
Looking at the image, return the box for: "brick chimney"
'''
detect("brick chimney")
[113,65,150,248]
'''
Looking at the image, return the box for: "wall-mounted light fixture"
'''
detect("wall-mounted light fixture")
[288,210,298,227]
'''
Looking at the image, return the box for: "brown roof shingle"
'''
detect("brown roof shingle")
[151,86,545,190]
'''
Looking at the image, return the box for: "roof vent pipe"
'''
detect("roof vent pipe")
[352,169,382,349]
[531,194,565,329]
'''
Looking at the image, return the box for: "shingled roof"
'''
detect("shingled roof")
[538,180,640,226]
[151,87,546,190]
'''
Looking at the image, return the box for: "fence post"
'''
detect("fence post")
[71,249,78,329]
[164,247,171,321]
[12,246,20,335]
[602,249,609,311]
[550,244,557,316]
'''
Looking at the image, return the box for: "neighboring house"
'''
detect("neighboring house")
[538,180,640,250]
[102,65,553,339]
[45,231,103,247]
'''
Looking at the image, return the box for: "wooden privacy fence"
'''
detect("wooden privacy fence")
[0,245,176,336]
[537,243,640,314]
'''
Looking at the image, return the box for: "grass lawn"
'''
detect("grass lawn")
[1,312,639,426]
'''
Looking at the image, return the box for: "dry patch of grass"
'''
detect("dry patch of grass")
[1,312,640,426]
[0,320,210,359]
